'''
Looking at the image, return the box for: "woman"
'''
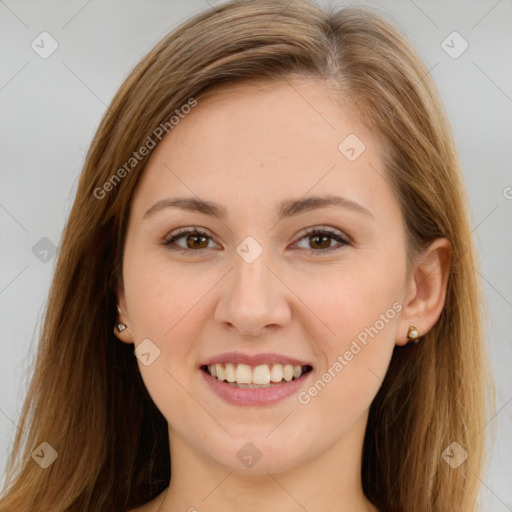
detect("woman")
[0,1,495,511]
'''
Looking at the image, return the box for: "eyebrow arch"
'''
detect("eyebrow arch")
[143,194,374,220]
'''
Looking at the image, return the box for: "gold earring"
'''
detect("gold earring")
[407,325,420,343]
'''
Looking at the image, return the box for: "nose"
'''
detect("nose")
[214,247,291,337]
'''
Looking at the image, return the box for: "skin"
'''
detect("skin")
[116,77,451,512]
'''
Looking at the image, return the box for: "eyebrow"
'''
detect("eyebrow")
[143,194,374,220]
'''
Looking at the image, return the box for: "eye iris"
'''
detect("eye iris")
[310,234,331,249]
[186,233,209,249]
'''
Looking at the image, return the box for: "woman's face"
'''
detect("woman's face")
[118,78,411,474]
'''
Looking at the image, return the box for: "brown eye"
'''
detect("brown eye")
[163,228,217,251]
[185,233,209,249]
[294,228,350,253]
[309,233,333,250]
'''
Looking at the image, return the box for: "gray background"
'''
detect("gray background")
[0,0,511,509]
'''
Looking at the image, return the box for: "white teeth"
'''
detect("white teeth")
[283,364,294,382]
[235,363,252,384]
[253,364,270,385]
[225,363,236,382]
[215,363,225,381]
[270,364,283,382]
[206,363,308,385]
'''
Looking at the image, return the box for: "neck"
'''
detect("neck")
[159,411,379,512]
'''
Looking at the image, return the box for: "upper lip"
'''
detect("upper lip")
[200,351,312,368]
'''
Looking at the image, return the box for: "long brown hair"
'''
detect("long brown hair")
[0,1,495,511]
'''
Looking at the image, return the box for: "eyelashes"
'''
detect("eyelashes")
[163,227,214,251]
[292,227,350,252]
[162,226,351,255]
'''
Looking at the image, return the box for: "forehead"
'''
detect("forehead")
[171,77,369,158]
[132,77,395,221]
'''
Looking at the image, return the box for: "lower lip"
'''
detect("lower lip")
[200,368,312,406]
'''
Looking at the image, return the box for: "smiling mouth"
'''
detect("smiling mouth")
[200,363,313,388]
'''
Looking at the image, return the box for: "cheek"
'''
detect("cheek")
[296,279,400,441]
[122,252,208,401]
[124,260,208,430]
[124,249,208,341]
[298,259,402,411]
[310,259,403,347]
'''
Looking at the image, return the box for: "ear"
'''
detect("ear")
[114,285,134,344]
[396,237,452,346]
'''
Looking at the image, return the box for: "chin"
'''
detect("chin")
[203,432,313,475]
